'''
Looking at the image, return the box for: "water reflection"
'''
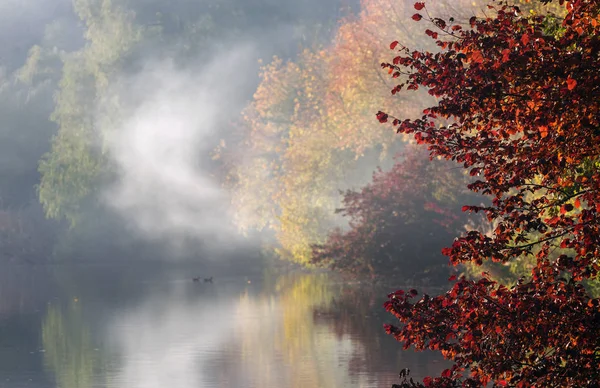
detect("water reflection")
[42,302,99,388]
[6,268,448,388]
[217,273,350,387]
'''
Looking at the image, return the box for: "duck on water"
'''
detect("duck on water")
[192,276,213,283]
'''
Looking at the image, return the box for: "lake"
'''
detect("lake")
[0,263,449,388]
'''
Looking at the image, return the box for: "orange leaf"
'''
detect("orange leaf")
[574,198,581,209]
[470,50,484,63]
[567,77,577,90]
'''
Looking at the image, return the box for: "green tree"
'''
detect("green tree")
[38,0,144,226]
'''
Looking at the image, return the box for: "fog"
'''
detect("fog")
[104,45,258,250]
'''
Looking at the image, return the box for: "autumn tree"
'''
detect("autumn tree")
[228,0,478,264]
[378,1,600,386]
[312,146,477,281]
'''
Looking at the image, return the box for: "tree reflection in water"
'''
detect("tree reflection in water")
[206,273,448,387]
[35,271,447,388]
[42,301,103,388]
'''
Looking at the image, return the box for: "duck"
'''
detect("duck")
[192,277,200,282]
[203,277,213,283]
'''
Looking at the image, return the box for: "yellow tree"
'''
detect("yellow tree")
[230,49,342,263]
[228,0,479,264]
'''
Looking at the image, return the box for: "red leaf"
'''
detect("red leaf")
[414,2,425,10]
[521,33,530,45]
[567,77,577,90]
[376,112,389,123]
[449,275,457,281]
[425,29,438,39]
[441,368,452,378]
[390,40,399,50]
[412,13,423,21]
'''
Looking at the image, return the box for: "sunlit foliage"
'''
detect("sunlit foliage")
[228,0,479,264]
[379,1,600,386]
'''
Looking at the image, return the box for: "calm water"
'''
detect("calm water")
[0,264,449,388]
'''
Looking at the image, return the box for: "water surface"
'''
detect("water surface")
[0,264,449,388]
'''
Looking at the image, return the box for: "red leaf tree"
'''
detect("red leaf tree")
[380,1,600,387]
[312,146,476,281]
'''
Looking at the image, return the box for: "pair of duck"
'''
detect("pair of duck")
[193,276,213,283]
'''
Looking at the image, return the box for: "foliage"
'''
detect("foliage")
[0,43,62,208]
[378,0,600,386]
[312,146,477,280]
[0,24,67,262]
[228,50,348,263]
[38,0,145,226]
[228,0,479,264]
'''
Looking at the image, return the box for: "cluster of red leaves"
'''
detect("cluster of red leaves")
[311,147,473,280]
[386,269,600,387]
[380,0,600,386]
